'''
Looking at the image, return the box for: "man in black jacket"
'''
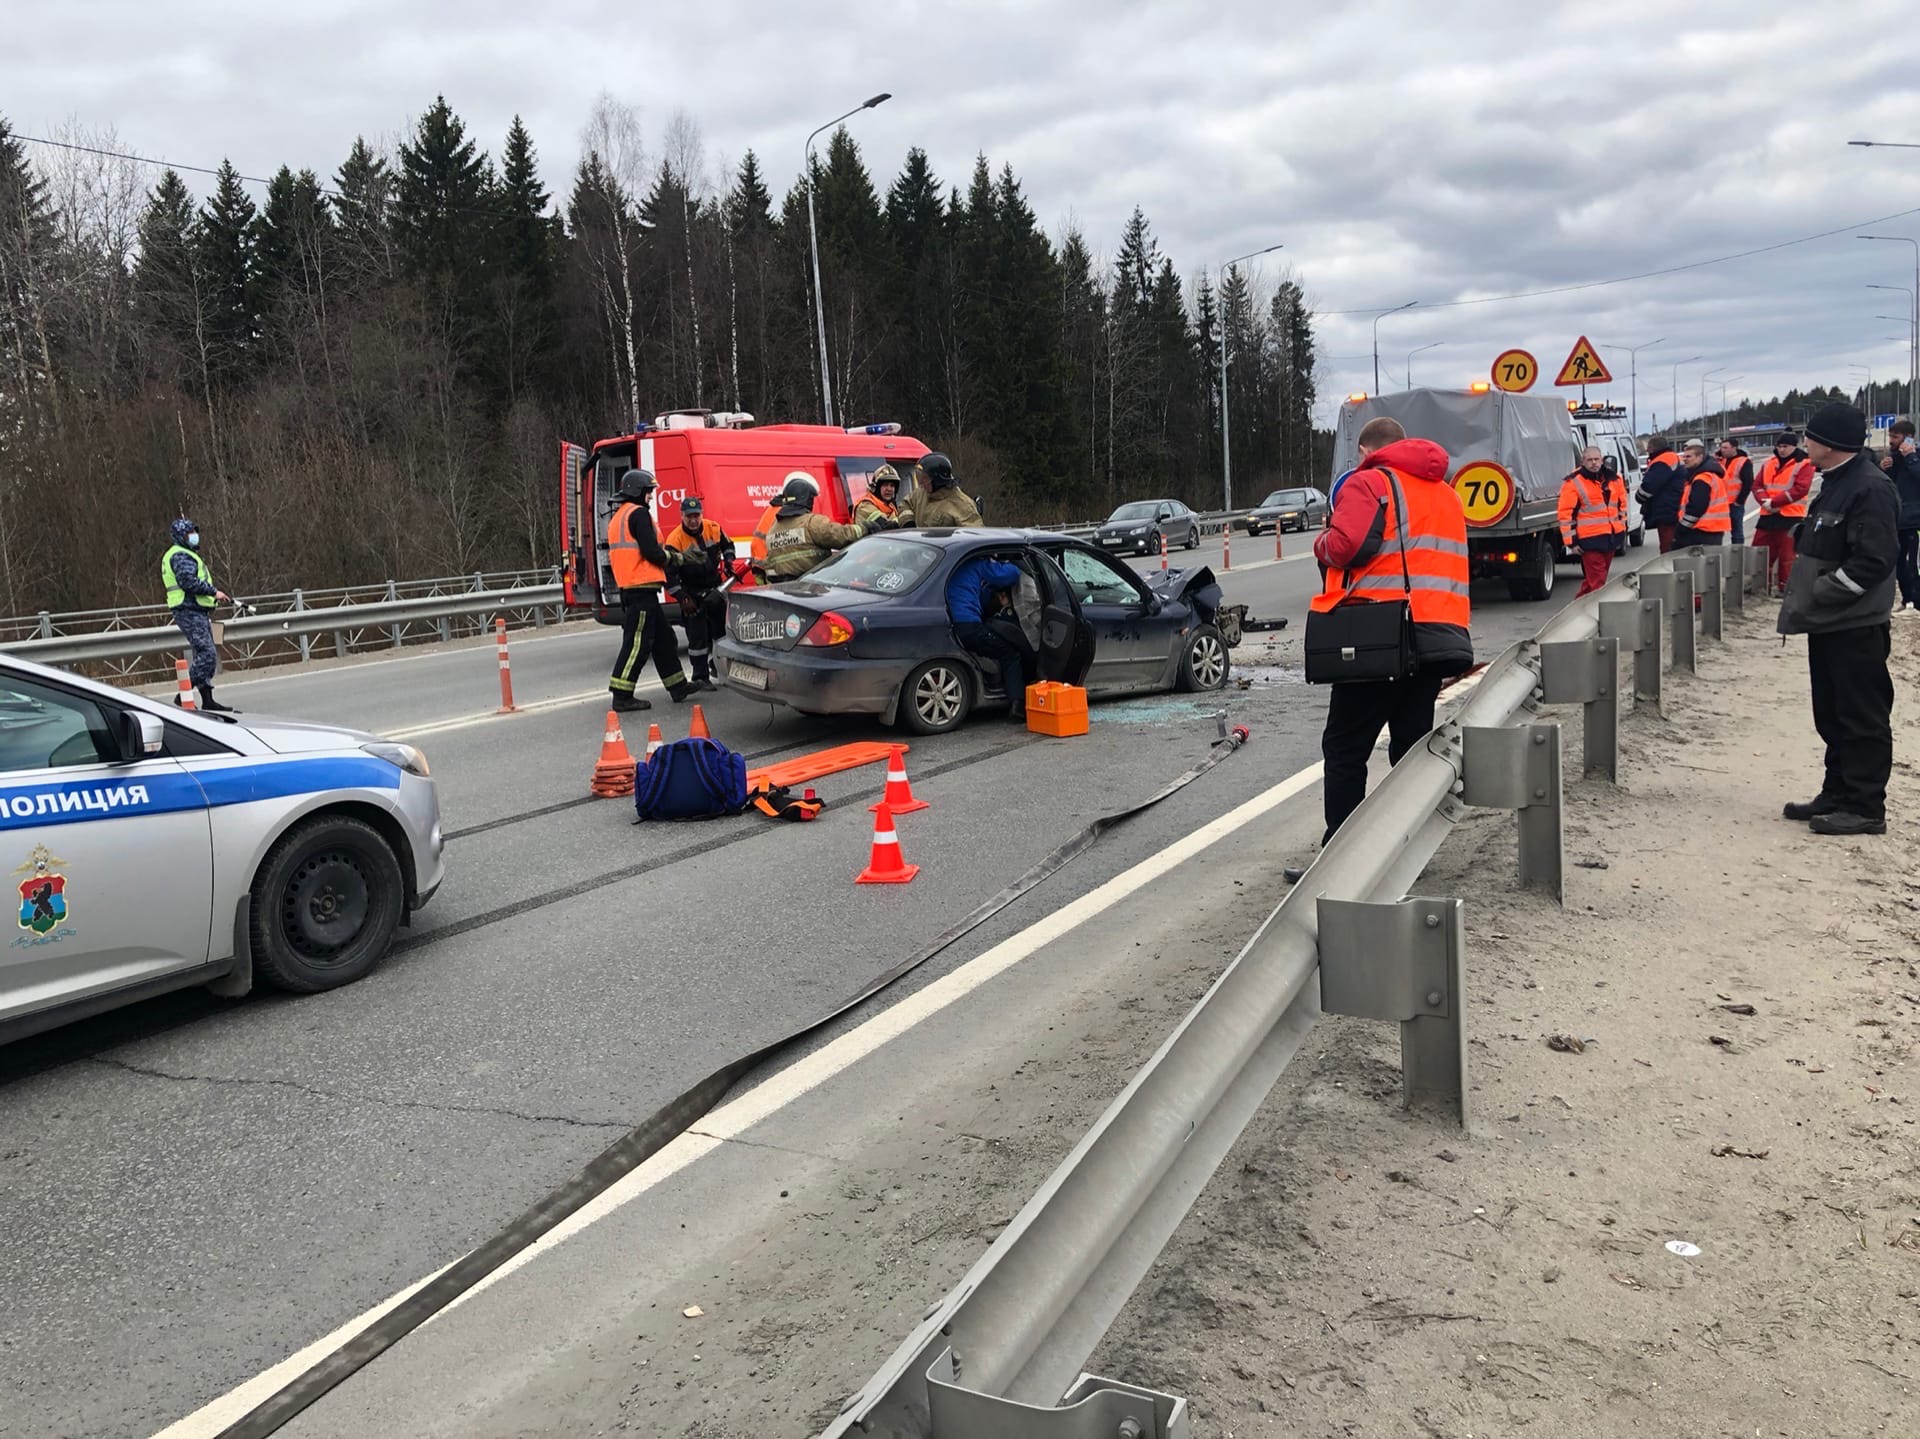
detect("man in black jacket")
[1636,436,1685,552]
[1779,402,1899,836]
[1879,417,1920,613]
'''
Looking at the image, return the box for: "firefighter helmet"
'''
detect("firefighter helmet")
[779,473,818,513]
[616,468,657,502]
[919,452,956,489]
[867,463,900,497]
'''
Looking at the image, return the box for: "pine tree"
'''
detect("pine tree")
[0,116,57,415]
[393,96,489,290]
[496,118,555,294]
[489,116,558,398]
[1056,227,1106,503]
[193,159,257,388]
[253,165,331,340]
[725,151,774,240]
[333,137,394,286]
[130,168,201,380]
[1193,271,1221,483]
[885,148,943,275]
[985,163,1063,507]
[1270,278,1317,484]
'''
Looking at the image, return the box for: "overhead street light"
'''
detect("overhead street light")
[1598,336,1666,438]
[1370,300,1418,394]
[1848,140,1920,148]
[1216,242,1285,512]
[1701,366,1731,428]
[1865,261,1920,412]
[1850,363,1875,419]
[805,92,890,426]
[1712,375,1744,444]
[1405,341,1443,390]
[1669,354,1704,436]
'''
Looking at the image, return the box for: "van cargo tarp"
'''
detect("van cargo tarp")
[1333,389,1577,507]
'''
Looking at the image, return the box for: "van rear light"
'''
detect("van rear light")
[798,611,855,647]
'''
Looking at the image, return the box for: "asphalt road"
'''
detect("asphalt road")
[0,529,1667,1439]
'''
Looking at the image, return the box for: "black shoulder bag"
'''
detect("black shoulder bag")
[1304,471,1417,684]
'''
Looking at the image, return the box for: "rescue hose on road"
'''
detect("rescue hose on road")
[215,721,1253,1438]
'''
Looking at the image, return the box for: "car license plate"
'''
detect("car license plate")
[727,660,769,690]
[1101,536,1123,546]
[733,611,787,644]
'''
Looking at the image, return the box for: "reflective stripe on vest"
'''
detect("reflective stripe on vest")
[1694,469,1732,534]
[162,545,216,609]
[763,515,830,578]
[1755,456,1810,519]
[665,519,726,552]
[1560,473,1622,542]
[750,506,778,561]
[1309,467,1471,629]
[607,503,665,588]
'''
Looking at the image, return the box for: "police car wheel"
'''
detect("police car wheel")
[1176,624,1230,692]
[900,660,973,735]
[249,815,405,994]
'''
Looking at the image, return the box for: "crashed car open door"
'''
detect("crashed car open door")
[1014,545,1094,689]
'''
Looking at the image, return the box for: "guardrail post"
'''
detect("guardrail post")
[36,610,50,639]
[1725,550,1746,613]
[1638,571,1696,674]
[1744,543,1770,598]
[385,580,403,648]
[1598,597,1663,712]
[1460,722,1563,902]
[333,629,349,659]
[921,1351,1188,1439]
[1537,635,1619,781]
[1696,551,1724,640]
[291,589,311,663]
[1317,896,1468,1127]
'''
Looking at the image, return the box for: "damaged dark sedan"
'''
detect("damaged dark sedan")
[714,529,1238,734]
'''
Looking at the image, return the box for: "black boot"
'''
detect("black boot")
[1809,811,1886,836]
[611,691,651,713]
[1782,797,1838,822]
[197,685,234,714]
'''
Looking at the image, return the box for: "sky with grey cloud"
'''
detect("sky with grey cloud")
[8,0,1920,429]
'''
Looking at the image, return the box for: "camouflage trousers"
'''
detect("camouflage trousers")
[173,606,218,685]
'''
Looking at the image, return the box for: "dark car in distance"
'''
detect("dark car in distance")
[1092,499,1201,556]
[1241,487,1330,535]
[714,529,1235,734]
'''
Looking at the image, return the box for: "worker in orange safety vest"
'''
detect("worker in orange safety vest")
[1751,431,1814,589]
[1558,445,1629,595]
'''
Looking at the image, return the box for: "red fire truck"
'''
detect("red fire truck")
[560,411,931,623]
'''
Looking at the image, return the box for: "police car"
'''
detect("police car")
[0,653,443,1042]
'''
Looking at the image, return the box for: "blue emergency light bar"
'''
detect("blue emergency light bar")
[846,422,902,435]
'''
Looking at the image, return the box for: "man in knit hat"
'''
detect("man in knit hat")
[1777,401,1899,837]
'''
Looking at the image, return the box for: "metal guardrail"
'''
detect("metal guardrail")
[0,579,568,680]
[824,541,1768,1438]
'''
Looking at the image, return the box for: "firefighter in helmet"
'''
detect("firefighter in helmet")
[762,472,894,581]
[853,463,913,529]
[911,452,982,528]
[662,495,736,692]
[606,469,695,712]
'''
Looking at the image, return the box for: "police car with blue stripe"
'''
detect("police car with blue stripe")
[0,653,443,1041]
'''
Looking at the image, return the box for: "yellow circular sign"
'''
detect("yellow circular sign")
[1453,460,1516,527]
[1491,349,1538,393]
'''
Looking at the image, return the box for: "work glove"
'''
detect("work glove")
[865,516,901,533]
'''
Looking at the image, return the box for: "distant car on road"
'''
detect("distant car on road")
[714,529,1236,734]
[0,654,443,1043]
[1093,499,1201,556]
[1241,487,1330,535]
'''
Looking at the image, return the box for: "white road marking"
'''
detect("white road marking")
[148,757,1327,1439]
[386,684,657,741]
[206,622,604,691]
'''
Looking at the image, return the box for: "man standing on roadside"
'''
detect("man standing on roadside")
[1717,437,1754,547]
[1779,402,1898,838]
[1752,431,1814,589]
[162,516,233,712]
[1674,439,1730,547]
[1636,436,1685,553]
[1558,445,1628,595]
[1879,418,1920,614]
[1284,416,1471,884]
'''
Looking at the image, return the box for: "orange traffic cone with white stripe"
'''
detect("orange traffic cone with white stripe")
[869,745,928,815]
[856,803,919,885]
[689,704,712,740]
[590,710,637,798]
[645,722,665,759]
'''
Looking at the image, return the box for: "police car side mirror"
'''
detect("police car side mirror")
[118,709,165,760]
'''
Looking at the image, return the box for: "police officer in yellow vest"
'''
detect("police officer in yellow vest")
[606,469,695,713]
[163,516,232,711]
[762,474,894,581]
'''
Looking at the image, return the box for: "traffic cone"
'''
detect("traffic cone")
[689,704,712,740]
[645,722,665,758]
[590,710,637,799]
[856,804,919,885]
[869,745,929,815]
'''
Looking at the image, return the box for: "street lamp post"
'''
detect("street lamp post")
[1868,276,1918,413]
[1850,364,1874,419]
[1701,367,1730,432]
[1405,341,1443,390]
[1670,354,1704,437]
[1713,376,1745,444]
[1370,301,1418,394]
[805,93,890,426]
[1216,243,1285,512]
[1598,337,1665,438]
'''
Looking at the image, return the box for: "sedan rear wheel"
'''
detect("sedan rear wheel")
[900,659,974,735]
[1185,525,1199,549]
[1176,624,1231,692]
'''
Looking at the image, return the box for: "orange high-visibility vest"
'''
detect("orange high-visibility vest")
[749,505,778,562]
[1649,450,1679,471]
[1753,455,1811,519]
[1558,471,1624,544]
[664,518,727,552]
[1693,468,1732,534]
[607,502,665,588]
[1310,467,1470,630]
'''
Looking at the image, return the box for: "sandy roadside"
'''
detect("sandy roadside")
[1095,606,1920,1437]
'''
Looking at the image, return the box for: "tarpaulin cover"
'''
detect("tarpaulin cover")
[1333,389,1579,512]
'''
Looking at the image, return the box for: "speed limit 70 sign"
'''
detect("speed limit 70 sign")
[1491,349,1538,393]
[1452,460,1516,527]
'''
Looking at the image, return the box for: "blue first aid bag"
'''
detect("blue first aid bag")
[633,737,750,820]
